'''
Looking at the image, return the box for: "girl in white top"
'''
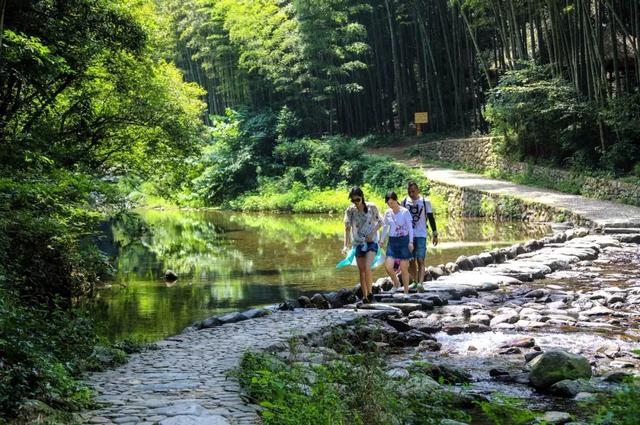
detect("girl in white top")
[379,191,414,294]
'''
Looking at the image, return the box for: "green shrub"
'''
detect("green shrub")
[586,380,640,425]
[485,62,594,164]
[234,346,469,425]
[0,291,95,416]
[476,394,538,425]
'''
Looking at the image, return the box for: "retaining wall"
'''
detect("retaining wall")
[417,137,640,207]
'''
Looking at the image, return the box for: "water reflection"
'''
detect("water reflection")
[92,209,550,341]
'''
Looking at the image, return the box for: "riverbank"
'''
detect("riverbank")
[81,226,640,424]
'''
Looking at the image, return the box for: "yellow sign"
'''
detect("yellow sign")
[415,112,429,124]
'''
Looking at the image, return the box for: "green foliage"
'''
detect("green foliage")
[583,380,640,425]
[0,291,95,417]
[234,345,469,425]
[0,0,209,418]
[485,62,593,163]
[476,394,538,425]
[191,109,432,211]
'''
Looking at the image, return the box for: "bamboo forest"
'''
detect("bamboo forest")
[1,0,640,424]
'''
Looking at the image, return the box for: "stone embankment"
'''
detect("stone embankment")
[82,226,640,424]
[414,137,640,207]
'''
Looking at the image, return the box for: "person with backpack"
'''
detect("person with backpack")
[402,181,439,284]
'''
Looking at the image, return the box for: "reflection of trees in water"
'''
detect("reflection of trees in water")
[92,278,301,341]
[440,218,549,244]
[109,210,252,280]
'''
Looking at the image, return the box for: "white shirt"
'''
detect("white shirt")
[402,196,432,238]
[380,206,414,242]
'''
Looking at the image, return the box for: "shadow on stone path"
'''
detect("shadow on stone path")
[81,309,376,425]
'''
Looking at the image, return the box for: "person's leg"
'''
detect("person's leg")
[408,258,417,282]
[417,258,426,283]
[355,256,368,299]
[399,259,410,294]
[385,257,401,288]
[364,250,376,300]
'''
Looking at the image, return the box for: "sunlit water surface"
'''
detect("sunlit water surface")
[92,209,551,341]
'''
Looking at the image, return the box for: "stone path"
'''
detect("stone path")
[81,309,376,425]
[369,145,640,228]
[423,167,640,228]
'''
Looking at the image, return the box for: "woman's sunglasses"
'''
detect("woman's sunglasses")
[351,197,362,204]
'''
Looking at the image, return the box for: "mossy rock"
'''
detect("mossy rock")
[528,350,591,389]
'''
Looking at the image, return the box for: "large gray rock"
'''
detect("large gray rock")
[549,379,594,398]
[528,350,592,389]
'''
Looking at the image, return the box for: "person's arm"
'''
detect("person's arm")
[379,211,389,246]
[407,210,414,251]
[424,199,438,246]
[343,209,351,254]
[367,204,383,242]
[427,212,438,246]
[343,226,351,254]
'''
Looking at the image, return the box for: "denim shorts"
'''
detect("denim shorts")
[386,235,412,260]
[412,237,427,259]
[355,241,378,257]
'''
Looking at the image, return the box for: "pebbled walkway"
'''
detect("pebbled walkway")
[369,145,640,228]
[81,309,376,425]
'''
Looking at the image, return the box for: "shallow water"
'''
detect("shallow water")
[91,209,550,341]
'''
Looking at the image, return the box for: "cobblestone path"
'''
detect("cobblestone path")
[81,309,374,425]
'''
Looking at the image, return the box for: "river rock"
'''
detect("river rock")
[407,318,442,334]
[443,323,490,335]
[381,303,424,315]
[242,308,270,319]
[501,337,535,348]
[455,256,474,271]
[399,375,441,396]
[528,350,592,389]
[310,293,330,309]
[445,262,459,274]
[490,312,519,327]
[603,370,634,383]
[470,315,491,326]
[198,316,222,329]
[375,277,394,291]
[468,255,485,269]
[536,411,572,424]
[408,361,472,384]
[217,311,248,325]
[386,318,413,332]
[296,296,312,308]
[386,368,410,379]
[525,351,543,362]
[394,329,433,346]
[416,339,442,352]
[164,270,178,281]
[549,379,593,398]
[478,251,494,265]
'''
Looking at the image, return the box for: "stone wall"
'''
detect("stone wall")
[429,181,590,226]
[417,137,640,207]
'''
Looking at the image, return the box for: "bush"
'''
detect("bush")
[484,62,593,163]
[0,291,95,417]
[233,338,470,424]
[585,380,640,425]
